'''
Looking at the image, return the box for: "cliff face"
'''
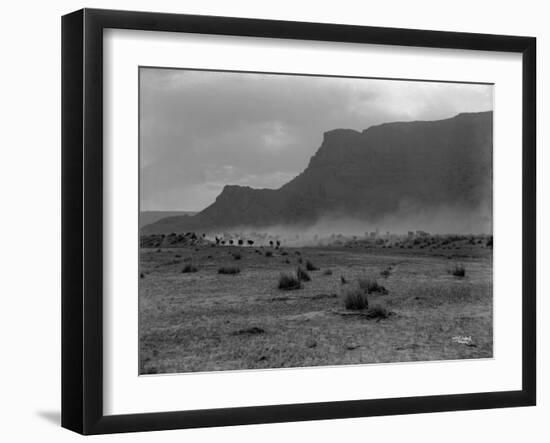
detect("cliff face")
[141,111,492,234]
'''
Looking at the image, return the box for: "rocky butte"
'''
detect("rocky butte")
[141,111,492,234]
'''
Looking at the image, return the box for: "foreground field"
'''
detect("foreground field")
[139,243,492,374]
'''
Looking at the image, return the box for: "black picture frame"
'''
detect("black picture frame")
[61,8,536,435]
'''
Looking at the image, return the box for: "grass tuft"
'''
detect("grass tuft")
[305,260,319,271]
[296,266,311,282]
[450,264,466,277]
[233,326,265,335]
[342,285,369,310]
[181,263,198,273]
[364,304,391,319]
[357,277,388,294]
[218,266,240,275]
[278,273,303,290]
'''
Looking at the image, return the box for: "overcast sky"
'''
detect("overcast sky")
[140,68,493,212]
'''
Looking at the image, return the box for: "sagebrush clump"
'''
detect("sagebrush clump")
[343,285,369,310]
[305,260,319,271]
[357,277,388,294]
[364,304,391,319]
[450,264,466,277]
[181,263,198,273]
[218,266,240,275]
[278,273,302,290]
[296,266,311,282]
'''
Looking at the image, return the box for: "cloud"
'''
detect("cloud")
[140,68,493,211]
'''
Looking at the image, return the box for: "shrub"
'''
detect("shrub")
[265,251,273,257]
[296,266,311,282]
[364,304,391,319]
[305,260,319,271]
[140,272,145,279]
[218,266,240,275]
[450,264,466,277]
[358,277,388,294]
[340,275,348,284]
[278,273,302,290]
[343,286,369,310]
[323,269,333,275]
[233,252,242,260]
[380,268,391,278]
[181,263,198,273]
[233,326,265,335]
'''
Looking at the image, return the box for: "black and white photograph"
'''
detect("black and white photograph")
[138,68,494,375]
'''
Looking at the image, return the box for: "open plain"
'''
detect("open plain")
[139,235,492,374]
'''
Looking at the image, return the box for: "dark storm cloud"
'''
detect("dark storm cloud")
[140,68,492,211]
